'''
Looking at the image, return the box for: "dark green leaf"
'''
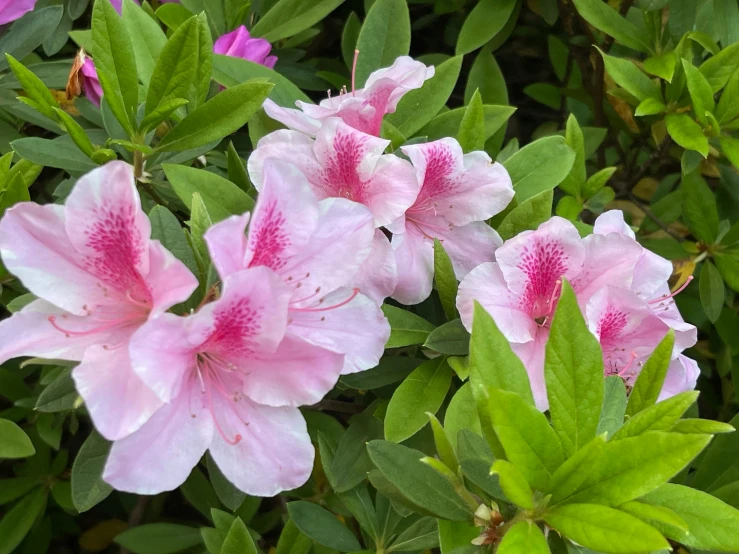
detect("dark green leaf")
[354,0,410,87]
[456,0,518,56]
[115,524,203,554]
[382,305,435,348]
[71,430,113,513]
[287,501,361,552]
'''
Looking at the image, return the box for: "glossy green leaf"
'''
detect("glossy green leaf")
[626,330,675,416]
[596,376,627,437]
[0,419,35,459]
[665,113,709,157]
[424,319,470,356]
[613,391,699,440]
[599,49,661,102]
[251,0,345,42]
[497,189,553,240]
[503,136,575,202]
[456,0,517,56]
[382,305,435,348]
[354,0,410,87]
[699,260,725,322]
[122,0,167,88]
[490,460,533,509]
[497,521,550,554]
[457,89,485,152]
[221,517,257,554]
[434,239,459,321]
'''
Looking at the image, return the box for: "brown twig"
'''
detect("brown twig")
[120,496,151,554]
[628,192,685,242]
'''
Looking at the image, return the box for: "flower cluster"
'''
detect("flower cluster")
[457,211,699,410]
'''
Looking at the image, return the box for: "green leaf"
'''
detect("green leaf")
[457,429,506,501]
[213,55,310,107]
[545,280,604,458]
[190,192,214,275]
[146,14,213,116]
[5,55,59,120]
[367,440,474,521]
[156,81,272,152]
[665,113,709,157]
[559,431,711,506]
[428,413,458,471]
[716,69,739,123]
[699,260,725,322]
[720,135,739,169]
[35,368,77,412]
[549,435,607,504]
[626,330,675,416]
[52,108,95,158]
[385,55,462,138]
[490,460,534,509]
[683,58,716,126]
[596,376,627,437]
[571,0,651,53]
[424,319,470,356]
[354,0,410,87]
[122,0,167,88]
[599,49,662,102]
[341,12,361,70]
[0,7,63,72]
[11,137,97,174]
[715,252,739,292]
[434,239,459,320]
[544,504,668,553]
[92,0,138,134]
[341,357,421,390]
[671,418,736,434]
[497,521,550,554]
[700,41,739,92]
[582,167,617,198]
[115,524,203,554]
[438,520,481,553]
[418,104,515,143]
[635,97,666,116]
[149,205,199,277]
[503,136,575,202]
[444,383,481,453]
[456,0,518,56]
[385,357,453,442]
[226,142,252,194]
[287,501,361,552]
[488,388,564,491]
[251,0,344,42]
[641,484,739,551]
[681,172,719,243]
[0,488,48,554]
[618,500,688,539]
[382,305,435,348]
[613,391,699,440]
[457,89,486,152]
[644,51,677,82]
[338,485,379,541]
[497,189,553,240]
[330,414,383,493]
[163,165,254,222]
[206,455,246,512]
[386,517,439,551]
[0,420,35,459]
[221,517,257,554]
[275,519,312,554]
[559,114,586,197]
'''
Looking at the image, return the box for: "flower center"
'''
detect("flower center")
[195,352,247,446]
[533,279,562,326]
[647,275,693,309]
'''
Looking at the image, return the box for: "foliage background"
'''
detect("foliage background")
[1,0,739,552]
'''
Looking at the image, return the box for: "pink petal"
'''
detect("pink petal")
[348,230,398,304]
[244,160,320,275]
[436,220,502,279]
[208,397,314,496]
[247,130,320,193]
[264,55,278,69]
[204,213,250,281]
[401,139,513,227]
[0,0,36,25]
[64,161,153,305]
[495,217,585,317]
[362,56,435,111]
[243,38,273,65]
[287,288,389,375]
[0,203,108,315]
[73,345,163,440]
[0,300,118,363]
[146,240,199,315]
[593,210,636,238]
[457,262,537,343]
[571,232,643,305]
[103,383,213,494]
[241,335,344,407]
[511,331,549,411]
[658,355,700,401]
[647,283,697,352]
[391,225,434,306]
[262,99,321,136]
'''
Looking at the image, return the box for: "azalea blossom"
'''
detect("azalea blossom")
[0,0,36,25]
[0,162,198,440]
[215,26,277,69]
[248,118,420,300]
[104,267,324,496]
[205,159,389,375]
[457,216,644,409]
[388,138,514,305]
[262,56,434,137]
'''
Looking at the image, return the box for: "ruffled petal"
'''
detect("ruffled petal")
[391,225,434,306]
[146,240,199,315]
[511,331,549,411]
[348,230,398,304]
[262,99,321,136]
[203,213,250,280]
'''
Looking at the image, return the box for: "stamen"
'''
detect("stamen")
[48,314,142,337]
[126,290,151,308]
[544,279,562,316]
[291,287,322,305]
[352,49,360,96]
[648,275,693,305]
[204,379,242,445]
[617,351,638,377]
[292,288,360,313]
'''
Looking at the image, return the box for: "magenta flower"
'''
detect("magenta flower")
[0,0,36,25]
[262,56,434,137]
[457,216,644,409]
[0,162,198,440]
[104,267,320,496]
[205,159,389,375]
[80,58,103,108]
[387,138,514,305]
[214,26,277,69]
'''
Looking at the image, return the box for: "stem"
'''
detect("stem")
[133,149,144,180]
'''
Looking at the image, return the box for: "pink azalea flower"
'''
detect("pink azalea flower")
[248,118,420,301]
[104,267,322,496]
[80,58,103,108]
[0,162,198,440]
[0,0,36,25]
[214,26,277,69]
[205,159,389,375]
[387,138,514,305]
[262,56,434,137]
[457,217,644,409]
